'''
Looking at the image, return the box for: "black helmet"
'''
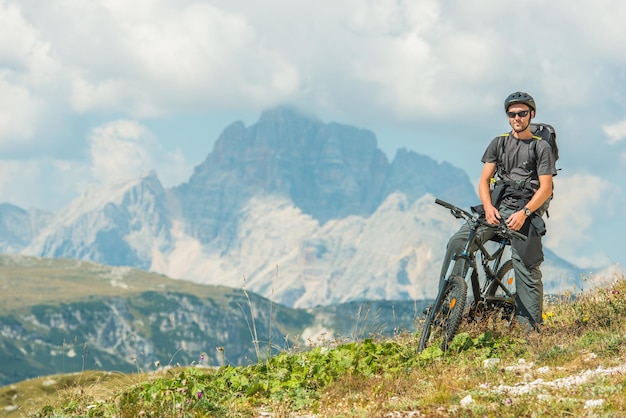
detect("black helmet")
[504,92,536,113]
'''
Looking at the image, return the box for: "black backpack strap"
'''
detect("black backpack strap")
[528,137,539,168]
[497,179,538,192]
[496,133,509,175]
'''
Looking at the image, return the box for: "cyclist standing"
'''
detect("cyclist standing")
[439,92,557,332]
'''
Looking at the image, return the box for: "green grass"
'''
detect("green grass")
[2,274,625,417]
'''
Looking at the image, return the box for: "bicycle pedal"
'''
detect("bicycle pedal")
[485,295,514,304]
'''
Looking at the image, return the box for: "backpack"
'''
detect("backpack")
[497,123,559,172]
[495,123,559,216]
[529,123,559,166]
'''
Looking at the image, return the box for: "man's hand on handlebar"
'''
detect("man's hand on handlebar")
[483,204,501,226]
[435,198,527,241]
[505,210,527,232]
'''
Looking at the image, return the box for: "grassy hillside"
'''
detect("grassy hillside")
[0,255,317,386]
[0,254,246,313]
[2,264,625,416]
[0,254,428,389]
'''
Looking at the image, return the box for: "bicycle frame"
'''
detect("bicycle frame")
[445,215,514,306]
[475,237,513,300]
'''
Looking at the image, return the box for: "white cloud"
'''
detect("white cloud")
[0,78,44,145]
[0,119,190,209]
[545,174,618,268]
[4,0,626,124]
[89,120,155,184]
[602,119,626,144]
[0,160,40,206]
[27,0,300,117]
[0,0,59,77]
[0,0,57,146]
[89,120,190,187]
[0,158,90,209]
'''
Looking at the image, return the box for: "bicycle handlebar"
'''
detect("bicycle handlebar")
[435,198,527,241]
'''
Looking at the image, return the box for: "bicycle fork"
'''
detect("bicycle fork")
[442,220,480,291]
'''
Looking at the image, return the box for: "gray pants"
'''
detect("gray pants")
[438,206,544,330]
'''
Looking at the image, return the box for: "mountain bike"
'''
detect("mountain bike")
[417,198,527,353]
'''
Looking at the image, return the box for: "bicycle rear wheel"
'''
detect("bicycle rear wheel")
[487,259,515,297]
[486,259,516,320]
[418,275,467,353]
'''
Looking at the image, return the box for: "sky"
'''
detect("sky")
[1,0,625,272]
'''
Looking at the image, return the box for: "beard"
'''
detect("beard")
[510,120,530,133]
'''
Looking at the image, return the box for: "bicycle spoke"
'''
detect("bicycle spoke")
[418,275,467,353]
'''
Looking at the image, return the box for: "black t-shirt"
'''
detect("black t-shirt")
[482,133,557,209]
[482,134,557,189]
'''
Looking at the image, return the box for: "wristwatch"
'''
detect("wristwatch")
[523,207,532,217]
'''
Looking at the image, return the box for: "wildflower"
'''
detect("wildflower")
[197,392,203,399]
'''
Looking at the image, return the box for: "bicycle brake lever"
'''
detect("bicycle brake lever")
[496,224,527,241]
[450,209,464,219]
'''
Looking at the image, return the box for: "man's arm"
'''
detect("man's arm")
[523,174,553,213]
[478,162,500,225]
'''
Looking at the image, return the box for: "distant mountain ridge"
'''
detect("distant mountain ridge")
[25,173,173,269]
[3,106,582,307]
[172,106,476,242]
[0,204,52,253]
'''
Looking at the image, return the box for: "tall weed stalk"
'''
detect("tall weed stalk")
[239,275,261,362]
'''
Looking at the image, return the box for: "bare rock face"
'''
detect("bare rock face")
[0,204,52,253]
[173,105,474,243]
[23,172,173,269]
[384,148,476,205]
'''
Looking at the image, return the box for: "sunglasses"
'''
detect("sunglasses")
[507,110,530,118]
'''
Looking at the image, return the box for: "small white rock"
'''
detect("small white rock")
[583,353,598,362]
[585,399,605,409]
[460,394,474,407]
[483,358,501,368]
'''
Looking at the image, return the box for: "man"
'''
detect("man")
[439,92,557,331]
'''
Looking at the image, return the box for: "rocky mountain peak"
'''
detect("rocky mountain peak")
[173,107,476,244]
[385,148,477,205]
[0,204,52,253]
[23,172,172,269]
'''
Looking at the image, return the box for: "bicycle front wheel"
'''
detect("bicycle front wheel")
[418,275,467,353]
